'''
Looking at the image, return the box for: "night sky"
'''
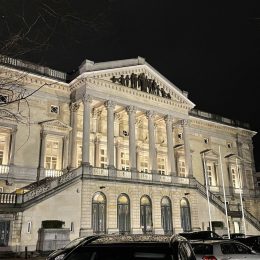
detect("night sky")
[1,0,260,171]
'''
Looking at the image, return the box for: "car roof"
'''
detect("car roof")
[88,234,172,244]
[191,239,241,245]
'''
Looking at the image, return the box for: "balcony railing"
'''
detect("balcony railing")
[0,193,16,204]
[44,169,64,178]
[0,164,9,174]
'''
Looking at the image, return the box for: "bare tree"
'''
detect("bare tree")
[0,0,113,123]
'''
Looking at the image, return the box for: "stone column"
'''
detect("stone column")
[39,131,47,169]
[82,95,93,165]
[69,102,80,168]
[9,127,17,165]
[105,100,116,168]
[182,120,193,177]
[62,135,69,169]
[164,115,176,176]
[127,106,137,171]
[146,111,157,173]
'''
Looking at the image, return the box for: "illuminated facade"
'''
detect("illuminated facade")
[0,56,259,251]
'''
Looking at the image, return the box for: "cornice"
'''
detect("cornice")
[0,65,69,93]
[189,115,257,138]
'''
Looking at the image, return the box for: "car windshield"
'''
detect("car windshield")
[64,237,86,249]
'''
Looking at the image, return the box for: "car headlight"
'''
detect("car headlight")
[54,254,66,260]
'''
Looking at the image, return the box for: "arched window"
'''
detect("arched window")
[180,198,191,232]
[92,192,106,234]
[161,196,173,234]
[117,194,130,234]
[140,195,153,234]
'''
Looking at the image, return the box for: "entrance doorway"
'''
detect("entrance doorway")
[0,221,10,246]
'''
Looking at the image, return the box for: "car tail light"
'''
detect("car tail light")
[202,256,217,260]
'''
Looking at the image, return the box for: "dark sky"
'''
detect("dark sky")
[1,0,260,170]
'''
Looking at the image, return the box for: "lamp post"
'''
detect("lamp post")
[201,150,212,231]
[219,146,230,239]
[236,158,246,236]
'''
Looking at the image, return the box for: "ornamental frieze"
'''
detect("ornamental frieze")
[110,72,172,99]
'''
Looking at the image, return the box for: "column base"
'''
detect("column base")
[132,228,143,234]
[154,228,164,234]
[79,228,93,237]
[174,227,184,234]
[107,228,119,234]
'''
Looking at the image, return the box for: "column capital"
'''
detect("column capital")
[92,108,102,118]
[70,102,80,112]
[40,130,47,139]
[164,115,173,125]
[105,100,116,109]
[145,110,155,119]
[82,94,93,104]
[126,105,136,114]
[114,112,121,121]
[181,119,190,127]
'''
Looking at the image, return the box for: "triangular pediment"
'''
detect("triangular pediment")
[76,58,195,110]
[224,153,250,164]
[200,149,219,161]
[39,119,72,132]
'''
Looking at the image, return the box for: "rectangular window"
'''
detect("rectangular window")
[207,165,213,186]
[158,157,166,175]
[0,151,3,165]
[140,155,148,173]
[70,222,74,232]
[0,132,10,165]
[178,160,186,177]
[100,148,107,168]
[231,166,240,188]
[120,151,129,171]
[27,221,32,233]
[77,144,82,167]
[45,139,60,170]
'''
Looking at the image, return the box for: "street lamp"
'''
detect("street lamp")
[200,149,212,232]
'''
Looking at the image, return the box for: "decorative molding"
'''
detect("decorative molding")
[70,102,80,112]
[39,119,72,132]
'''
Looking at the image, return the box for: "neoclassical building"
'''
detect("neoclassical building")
[0,56,259,251]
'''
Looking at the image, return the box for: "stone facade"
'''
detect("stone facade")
[0,56,259,252]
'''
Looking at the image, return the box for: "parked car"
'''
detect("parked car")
[235,236,260,253]
[179,231,223,241]
[47,234,196,260]
[191,239,260,260]
[222,233,245,239]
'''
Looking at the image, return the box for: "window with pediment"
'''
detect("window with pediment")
[0,131,11,165]
[45,138,62,170]
[206,162,217,186]
[230,165,241,188]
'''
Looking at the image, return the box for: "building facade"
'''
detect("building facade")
[0,56,259,251]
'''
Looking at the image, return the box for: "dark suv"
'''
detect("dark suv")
[46,234,196,260]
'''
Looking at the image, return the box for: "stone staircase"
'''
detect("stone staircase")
[192,179,260,231]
